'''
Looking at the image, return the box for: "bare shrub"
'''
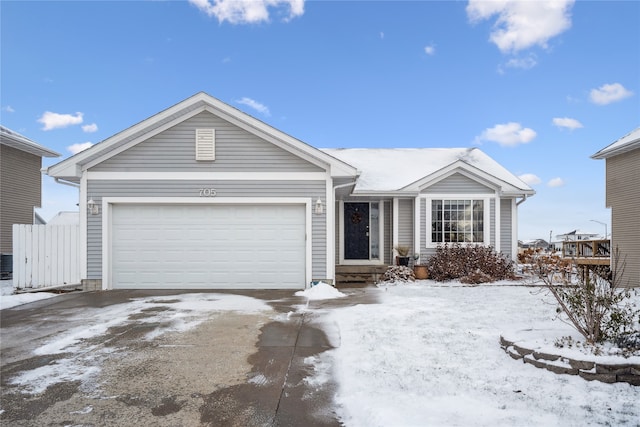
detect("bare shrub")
[521,247,639,345]
[426,243,516,284]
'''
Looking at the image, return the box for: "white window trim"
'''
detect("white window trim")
[338,200,385,265]
[423,194,493,248]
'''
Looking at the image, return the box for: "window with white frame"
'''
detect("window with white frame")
[431,199,484,243]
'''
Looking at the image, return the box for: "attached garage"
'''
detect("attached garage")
[109,202,308,289]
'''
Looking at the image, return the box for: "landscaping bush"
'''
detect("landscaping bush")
[426,243,516,284]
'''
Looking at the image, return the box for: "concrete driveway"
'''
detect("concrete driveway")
[0,288,379,426]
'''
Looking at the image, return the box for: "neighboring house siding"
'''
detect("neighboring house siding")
[606,149,640,287]
[93,111,323,172]
[500,198,513,258]
[0,145,41,253]
[398,198,414,252]
[421,173,493,194]
[86,180,327,280]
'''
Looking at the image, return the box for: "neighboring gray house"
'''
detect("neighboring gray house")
[46,93,534,290]
[592,127,640,288]
[0,126,59,273]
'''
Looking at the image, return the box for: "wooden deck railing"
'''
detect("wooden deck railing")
[562,239,610,265]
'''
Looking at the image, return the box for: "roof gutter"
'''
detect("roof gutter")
[54,177,80,188]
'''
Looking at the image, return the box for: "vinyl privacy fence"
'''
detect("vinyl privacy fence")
[12,224,81,289]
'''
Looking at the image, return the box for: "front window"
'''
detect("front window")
[431,199,484,243]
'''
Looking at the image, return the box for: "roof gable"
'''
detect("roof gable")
[321,147,534,196]
[592,127,640,159]
[0,125,59,157]
[91,110,324,173]
[47,92,357,180]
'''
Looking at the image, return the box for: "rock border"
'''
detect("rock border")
[499,336,640,386]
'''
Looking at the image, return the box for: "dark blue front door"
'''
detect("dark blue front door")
[344,202,370,260]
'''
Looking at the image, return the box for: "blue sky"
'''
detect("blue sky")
[1,0,638,241]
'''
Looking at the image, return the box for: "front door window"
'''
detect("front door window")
[344,202,380,261]
[344,203,370,259]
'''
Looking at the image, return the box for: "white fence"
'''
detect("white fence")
[12,224,81,289]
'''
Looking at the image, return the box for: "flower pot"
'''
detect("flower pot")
[414,265,429,280]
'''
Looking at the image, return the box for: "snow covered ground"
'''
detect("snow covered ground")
[0,280,59,310]
[2,278,638,425]
[306,281,640,426]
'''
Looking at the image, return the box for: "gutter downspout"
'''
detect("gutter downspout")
[516,194,528,206]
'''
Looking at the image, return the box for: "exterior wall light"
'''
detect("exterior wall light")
[87,198,99,215]
[314,198,324,215]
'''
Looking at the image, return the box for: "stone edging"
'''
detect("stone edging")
[499,336,640,386]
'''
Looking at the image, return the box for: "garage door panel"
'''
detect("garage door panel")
[111,204,306,289]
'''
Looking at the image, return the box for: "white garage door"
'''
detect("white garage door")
[111,204,306,289]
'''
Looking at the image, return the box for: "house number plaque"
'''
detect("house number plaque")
[199,188,217,197]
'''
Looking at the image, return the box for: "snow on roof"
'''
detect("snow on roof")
[592,127,640,159]
[321,147,532,193]
[0,125,59,157]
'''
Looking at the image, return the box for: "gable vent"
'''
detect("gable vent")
[195,128,215,161]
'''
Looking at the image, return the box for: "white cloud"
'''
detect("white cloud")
[38,111,83,131]
[380,32,385,40]
[236,97,270,116]
[189,0,304,24]
[518,173,542,185]
[505,54,537,70]
[548,177,565,187]
[467,0,575,53]
[82,123,98,133]
[67,142,93,155]
[552,117,583,130]
[424,44,436,56]
[589,83,633,105]
[476,122,537,147]
[3,105,15,113]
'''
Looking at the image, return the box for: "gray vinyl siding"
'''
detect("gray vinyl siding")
[86,179,327,281]
[398,199,414,252]
[606,148,640,287]
[0,145,42,253]
[93,111,323,173]
[421,173,493,194]
[500,198,513,259]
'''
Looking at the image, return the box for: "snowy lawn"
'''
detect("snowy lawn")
[0,280,59,310]
[307,281,640,426]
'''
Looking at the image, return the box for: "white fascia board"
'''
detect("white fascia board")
[83,106,207,171]
[407,161,500,192]
[87,171,328,180]
[200,103,358,177]
[49,93,211,178]
[47,162,82,180]
[410,161,535,197]
[351,190,419,198]
[50,91,358,179]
